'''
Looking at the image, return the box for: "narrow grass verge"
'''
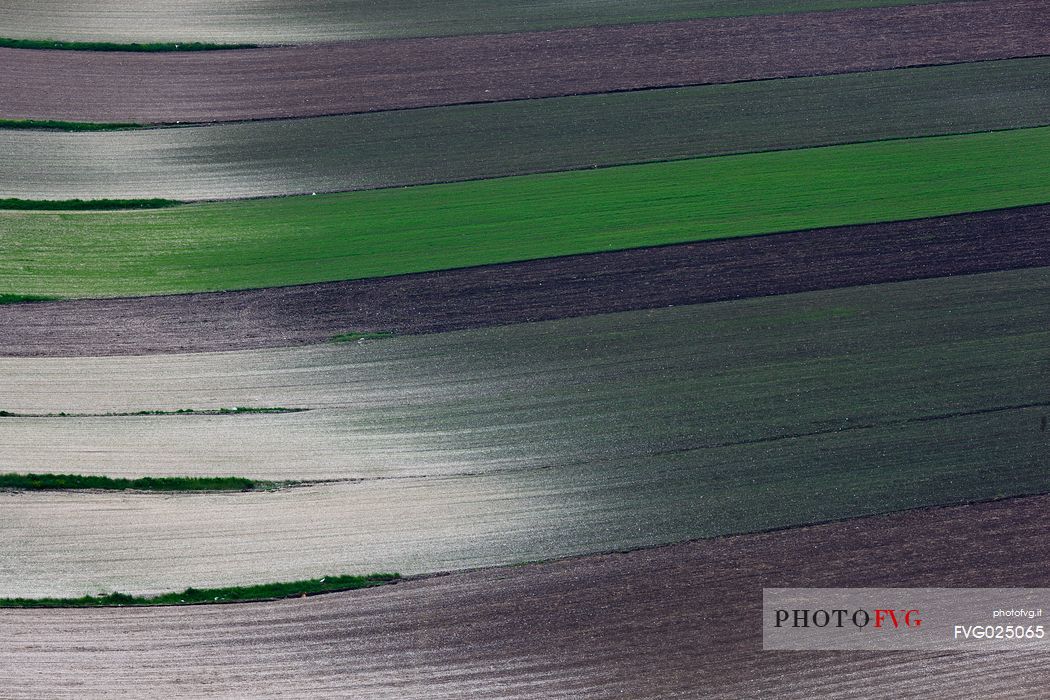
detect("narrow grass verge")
[0,38,256,51]
[330,331,397,343]
[0,473,277,492]
[5,126,1048,298]
[0,573,400,608]
[0,119,143,132]
[0,294,58,305]
[0,198,180,211]
[0,407,307,418]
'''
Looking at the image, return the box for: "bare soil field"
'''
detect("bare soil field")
[5,58,1050,201]
[0,0,970,44]
[0,267,1047,482]
[1,269,1047,596]
[1,205,1047,357]
[1,495,1047,698]
[0,403,1042,596]
[3,1,1047,122]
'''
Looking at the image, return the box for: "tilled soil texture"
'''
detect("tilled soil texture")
[2,266,1048,479]
[2,267,1048,480]
[2,270,1048,596]
[3,1,1049,123]
[2,495,1048,699]
[0,0,970,44]
[3,205,1048,358]
[6,58,1050,200]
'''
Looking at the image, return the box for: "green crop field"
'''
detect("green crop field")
[2,126,1049,298]
[5,58,1049,201]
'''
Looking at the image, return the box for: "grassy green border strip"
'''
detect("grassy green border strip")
[0,473,279,492]
[0,119,143,132]
[0,407,307,418]
[0,294,57,305]
[0,38,256,51]
[0,573,399,608]
[0,198,180,211]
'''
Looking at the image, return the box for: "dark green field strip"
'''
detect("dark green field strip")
[0,0,972,44]
[0,198,179,210]
[0,38,255,51]
[10,3,1047,126]
[0,573,399,608]
[4,58,1050,201]
[3,126,1048,298]
[0,294,55,305]
[0,473,275,492]
[0,119,143,131]
[0,407,305,417]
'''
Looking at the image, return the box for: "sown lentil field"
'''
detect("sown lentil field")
[4,1,1048,123]
[3,0,1049,697]
[3,58,1050,201]
[0,0,979,43]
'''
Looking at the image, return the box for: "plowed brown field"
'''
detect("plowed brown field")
[3,1,1048,122]
[2,495,1047,698]
[2,205,1047,357]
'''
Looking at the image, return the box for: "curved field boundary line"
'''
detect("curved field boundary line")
[2,1,1047,122]
[0,496,1046,698]
[0,0,973,44]
[3,58,1050,201]
[0,198,179,210]
[2,127,1049,299]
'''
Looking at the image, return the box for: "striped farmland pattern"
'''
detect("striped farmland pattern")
[2,1,1048,697]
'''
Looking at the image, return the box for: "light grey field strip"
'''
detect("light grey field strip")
[1,494,1047,699]
[1,57,1047,200]
[1,268,1047,596]
[0,0,970,44]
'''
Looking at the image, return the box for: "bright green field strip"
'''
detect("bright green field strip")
[3,127,1049,298]
[5,58,1050,201]
[0,0,972,44]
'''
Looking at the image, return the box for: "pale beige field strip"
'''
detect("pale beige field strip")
[1,270,1046,597]
[2,494,1048,698]
[0,268,1046,480]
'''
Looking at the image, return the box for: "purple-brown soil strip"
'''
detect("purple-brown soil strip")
[3,204,1050,357]
[2,0,1048,123]
[2,494,1048,698]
